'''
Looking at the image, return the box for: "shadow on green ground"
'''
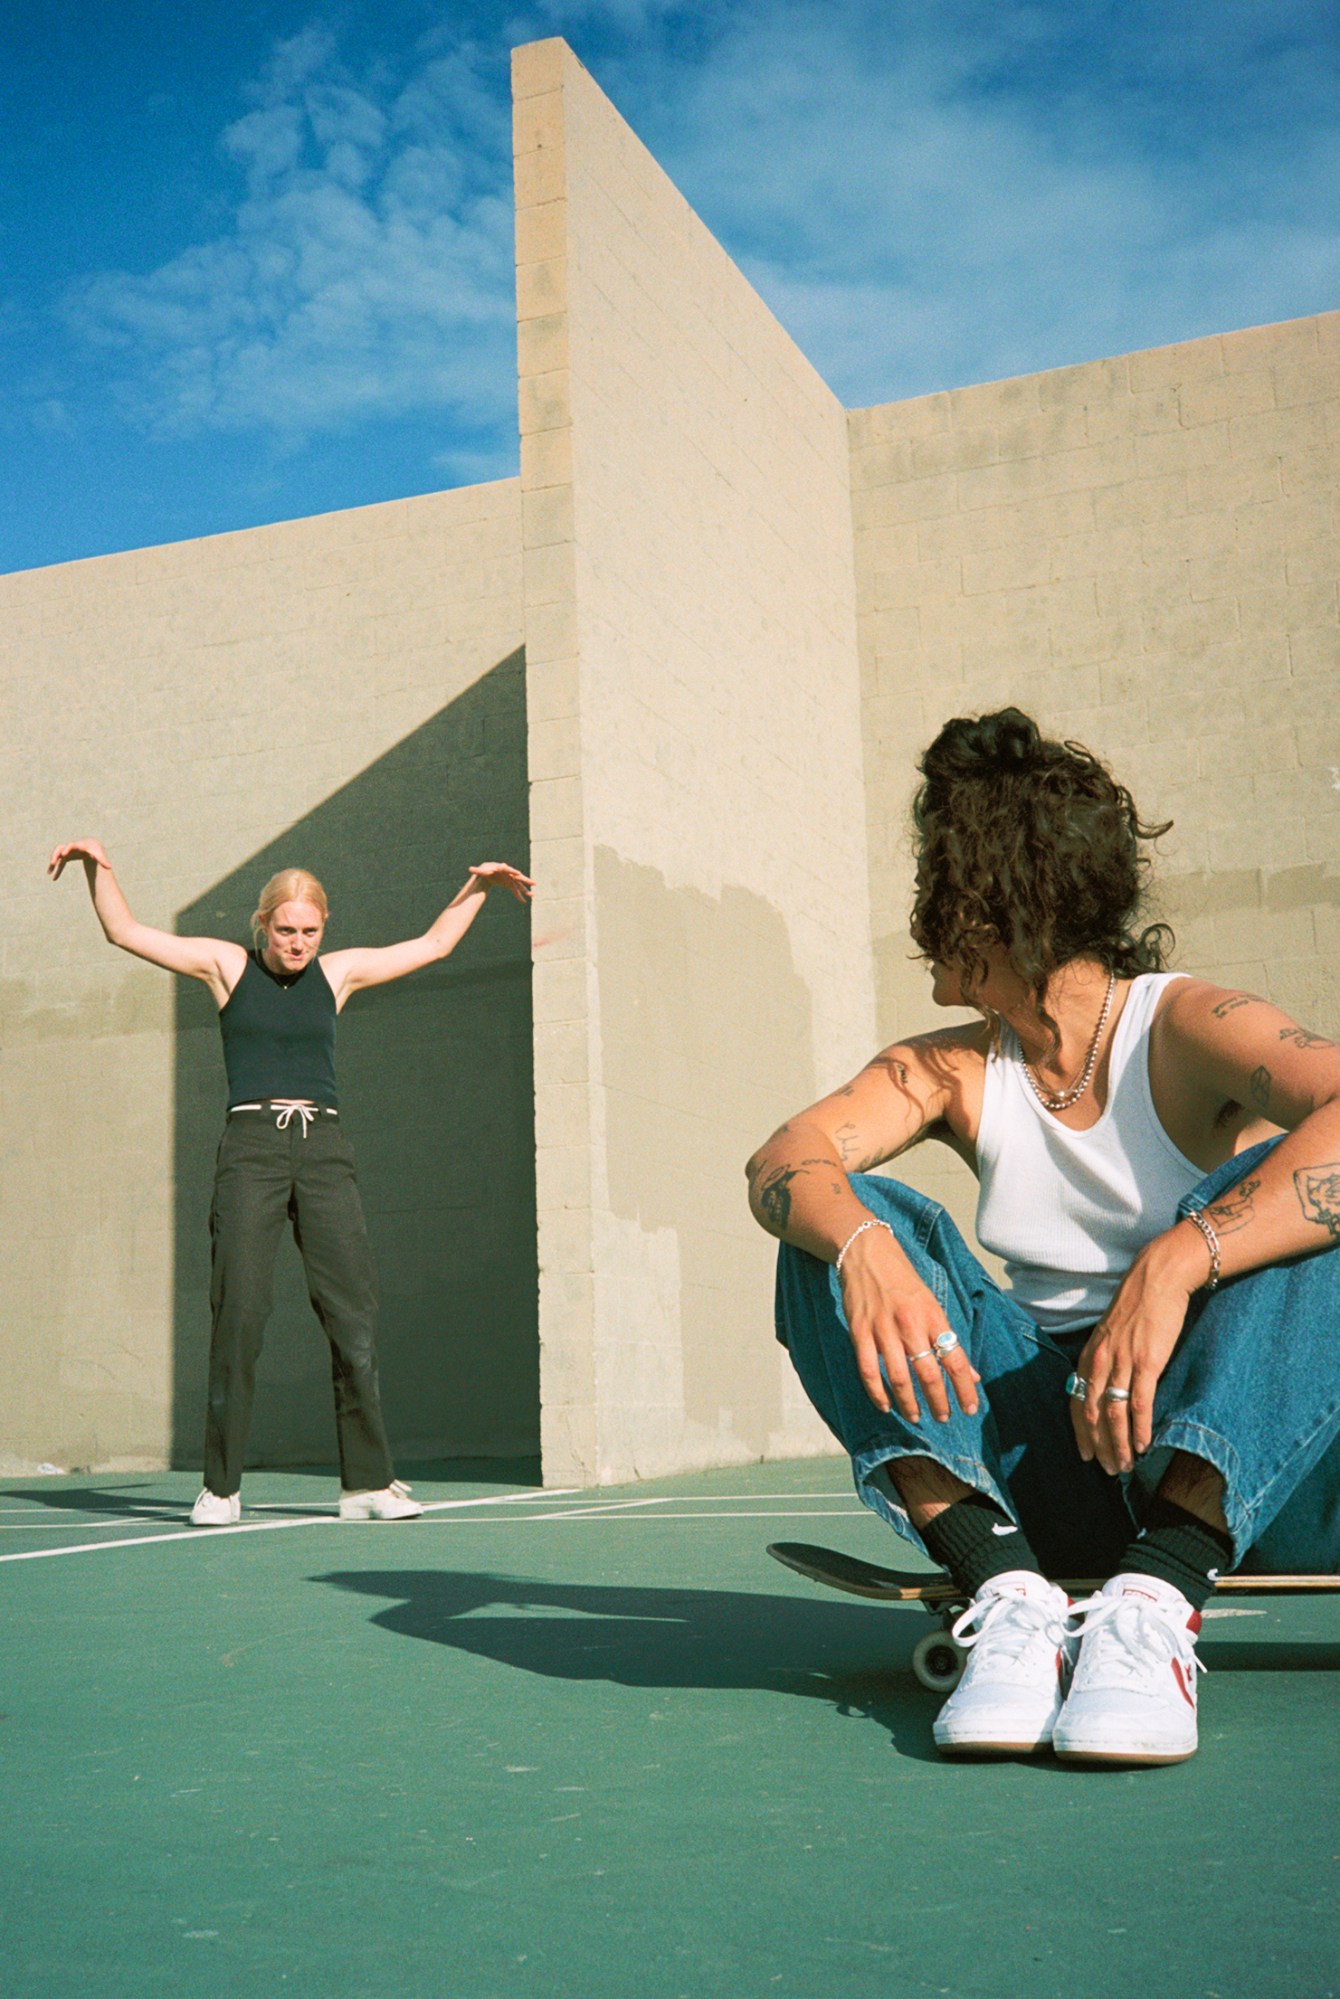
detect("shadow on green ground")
[2,1463,1337,1999]
[317,1567,950,1763]
[311,1565,1340,1749]
[0,1459,543,1527]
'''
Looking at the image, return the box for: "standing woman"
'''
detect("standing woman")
[748,709,1340,1766]
[49,840,533,1526]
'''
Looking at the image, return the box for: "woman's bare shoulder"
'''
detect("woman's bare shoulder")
[873,1020,991,1077]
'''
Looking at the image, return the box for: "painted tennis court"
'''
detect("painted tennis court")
[2,1456,1335,1999]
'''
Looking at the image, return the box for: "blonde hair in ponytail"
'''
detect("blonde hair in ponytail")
[251,868,329,947]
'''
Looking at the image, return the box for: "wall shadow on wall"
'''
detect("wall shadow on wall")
[171,649,539,1475]
[594,846,817,1463]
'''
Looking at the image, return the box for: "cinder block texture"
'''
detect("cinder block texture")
[514,41,874,1484]
[852,313,1340,1237]
[1,483,537,1476]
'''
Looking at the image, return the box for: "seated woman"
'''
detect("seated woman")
[747,709,1340,1766]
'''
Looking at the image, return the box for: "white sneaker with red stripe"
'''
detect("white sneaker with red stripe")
[1054,1573,1204,1766]
[932,1572,1075,1756]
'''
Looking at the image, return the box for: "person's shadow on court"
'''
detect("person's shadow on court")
[313,1565,955,1762]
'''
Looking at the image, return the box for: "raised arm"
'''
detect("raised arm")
[321,862,535,1007]
[48,839,245,1005]
[746,1028,983,1421]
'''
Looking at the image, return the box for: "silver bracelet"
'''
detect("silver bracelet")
[1184,1208,1220,1292]
[835,1217,892,1274]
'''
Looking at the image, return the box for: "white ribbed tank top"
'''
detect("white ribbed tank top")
[974,972,1203,1334]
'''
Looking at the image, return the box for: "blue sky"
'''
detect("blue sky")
[3,0,1337,573]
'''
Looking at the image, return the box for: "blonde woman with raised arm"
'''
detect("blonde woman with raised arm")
[749,709,1340,1767]
[50,839,533,1526]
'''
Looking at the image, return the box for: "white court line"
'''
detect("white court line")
[0,1487,578,1565]
[419,1508,864,1524]
[0,1520,186,1532]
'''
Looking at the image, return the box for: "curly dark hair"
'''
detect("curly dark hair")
[910,708,1173,1043]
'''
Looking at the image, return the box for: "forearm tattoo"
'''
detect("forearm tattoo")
[1294,1164,1340,1243]
[1249,1065,1272,1113]
[1208,1177,1259,1235]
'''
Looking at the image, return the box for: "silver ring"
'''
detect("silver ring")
[1103,1386,1132,1404]
[1065,1372,1088,1401]
[932,1329,960,1358]
[906,1347,935,1363]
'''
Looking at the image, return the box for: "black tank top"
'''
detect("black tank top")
[218,952,339,1107]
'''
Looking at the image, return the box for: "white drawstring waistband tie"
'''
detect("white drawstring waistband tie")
[274,1104,317,1138]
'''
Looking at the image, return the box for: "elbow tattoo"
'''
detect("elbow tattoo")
[753,1156,841,1233]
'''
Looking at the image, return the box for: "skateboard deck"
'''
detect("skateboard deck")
[767,1541,1340,1605]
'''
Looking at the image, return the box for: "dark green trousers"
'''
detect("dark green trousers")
[204,1106,396,1497]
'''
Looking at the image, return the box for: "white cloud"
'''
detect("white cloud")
[61,1,1340,447]
[69,29,518,440]
[622,0,1340,402]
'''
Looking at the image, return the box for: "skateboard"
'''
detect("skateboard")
[768,1540,1340,1692]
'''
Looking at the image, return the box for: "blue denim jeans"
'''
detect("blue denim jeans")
[775,1141,1340,1575]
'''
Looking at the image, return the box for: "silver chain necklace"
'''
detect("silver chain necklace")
[1022,973,1117,1113]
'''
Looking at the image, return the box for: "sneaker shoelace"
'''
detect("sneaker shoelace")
[950,1587,1069,1666]
[1069,1592,1207,1687]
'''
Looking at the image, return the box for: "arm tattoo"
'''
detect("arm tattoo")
[835,1122,860,1164]
[1212,995,1252,1019]
[758,1165,800,1232]
[756,1158,840,1233]
[1208,1176,1259,1235]
[1294,1164,1340,1242]
[1248,1065,1271,1113]
[1278,1026,1334,1051]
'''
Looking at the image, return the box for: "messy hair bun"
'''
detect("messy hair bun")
[910,707,1172,1036]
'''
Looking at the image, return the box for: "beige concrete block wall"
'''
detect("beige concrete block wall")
[852,311,1340,1237]
[1,480,536,1474]
[514,40,873,1484]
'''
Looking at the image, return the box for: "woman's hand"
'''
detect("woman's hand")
[468,862,535,903]
[1072,1226,1206,1474]
[838,1226,980,1424]
[48,838,110,880]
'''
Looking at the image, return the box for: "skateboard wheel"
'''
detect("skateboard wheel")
[912,1630,965,1693]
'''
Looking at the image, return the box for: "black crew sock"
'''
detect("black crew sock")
[1119,1495,1234,1613]
[918,1490,1043,1598]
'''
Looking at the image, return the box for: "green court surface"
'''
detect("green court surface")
[1,1459,1336,1999]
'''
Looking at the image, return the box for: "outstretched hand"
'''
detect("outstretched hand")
[48,838,110,881]
[468,862,535,904]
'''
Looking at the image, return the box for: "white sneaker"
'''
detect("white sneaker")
[1054,1573,1204,1766]
[338,1479,424,1522]
[932,1571,1075,1756]
[191,1488,241,1527]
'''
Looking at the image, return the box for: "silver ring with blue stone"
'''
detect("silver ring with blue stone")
[1065,1372,1088,1400]
[932,1329,960,1359]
